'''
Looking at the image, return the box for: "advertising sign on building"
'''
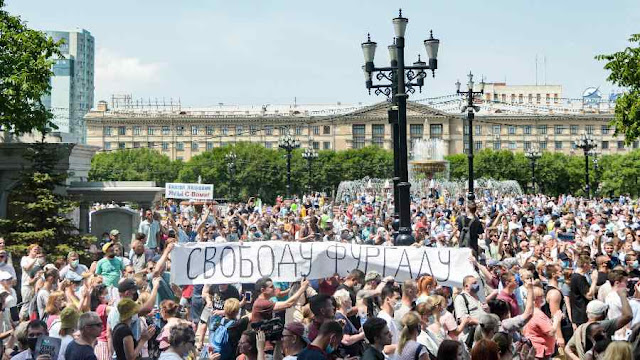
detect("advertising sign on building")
[165,183,213,201]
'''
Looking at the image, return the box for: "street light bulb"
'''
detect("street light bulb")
[455,79,461,93]
[388,44,398,63]
[392,10,408,38]
[361,33,377,63]
[480,81,486,92]
[423,30,440,60]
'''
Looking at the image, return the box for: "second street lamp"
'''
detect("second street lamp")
[279,134,300,199]
[574,134,597,199]
[225,151,237,201]
[456,72,484,201]
[592,151,601,197]
[361,9,440,245]
[525,147,541,194]
[302,147,318,193]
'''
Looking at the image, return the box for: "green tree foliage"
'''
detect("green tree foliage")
[0,143,89,260]
[596,34,640,143]
[0,0,63,134]
[89,148,182,186]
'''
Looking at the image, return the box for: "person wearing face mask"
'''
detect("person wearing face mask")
[397,312,431,360]
[335,270,364,329]
[376,284,402,359]
[522,286,563,360]
[306,295,337,342]
[297,321,344,360]
[11,320,48,360]
[332,289,365,357]
[20,244,44,303]
[36,268,60,319]
[60,252,89,281]
[393,280,417,329]
[453,275,484,348]
[96,243,125,288]
[159,324,209,360]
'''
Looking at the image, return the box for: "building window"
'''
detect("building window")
[555,125,564,135]
[524,141,531,150]
[207,142,213,150]
[570,125,578,135]
[176,126,184,136]
[103,126,112,136]
[118,126,126,135]
[133,126,141,136]
[264,142,272,149]
[501,94,506,103]
[104,142,111,150]
[602,141,609,149]
[536,94,541,103]
[162,142,169,151]
[264,126,272,136]
[546,94,550,103]
[601,125,610,135]
[278,127,286,136]
[206,126,214,135]
[352,124,366,149]
[410,124,424,139]
[493,141,501,150]
[312,126,320,136]
[586,125,594,135]
[511,94,516,103]
[474,141,482,150]
[493,125,501,135]
[312,141,320,150]
[464,141,470,151]
[618,141,625,149]
[464,125,469,135]
[429,124,443,139]
[474,125,482,135]
[524,125,531,135]
[508,141,517,150]
[191,125,198,135]
[147,142,154,148]
[323,141,331,150]
[192,142,199,151]
[555,141,563,149]
[176,142,184,151]
[519,94,523,103]
[147,126,155,136]
[323,125,331,135]
[133,142,140,148]
[540,141,547,150]
[162,126,170,135]
[219,126,228,136]
[118,142,125,149]
[372,124,385,147]
[538,125,547,135]
[295,126,302,136]
[528,94,533,103]
[249,125,258,135]
[176,156,183,161]
[493,94,498,102]
[508,126,516,135]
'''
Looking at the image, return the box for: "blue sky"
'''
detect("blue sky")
[7,0,639,107]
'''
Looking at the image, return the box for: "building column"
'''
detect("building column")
[79,202,90,233]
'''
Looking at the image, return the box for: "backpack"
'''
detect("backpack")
[211,318,235,360]
[453,293,476,350]
[460,217,472,248]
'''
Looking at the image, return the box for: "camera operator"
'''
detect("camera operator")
[251,277,309,324]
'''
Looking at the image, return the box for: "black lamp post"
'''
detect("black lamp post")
[225,151,237,201]
[574,134,597,199]
[456,72,484,201]
[592,151,600,197]
[302,147,318,193]
[525,147,541,194]
[361,9,440,246]
[279,134,300,199]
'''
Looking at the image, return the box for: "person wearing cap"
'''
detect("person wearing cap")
[565,287,632,360]
[54,306,80,360]
[109,229,121,244]
[281,321,309,360]
[0,248,15,283]
[95,242,125,288]
[112,298,156,360]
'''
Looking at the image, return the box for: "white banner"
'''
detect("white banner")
[170,241,474,287]
[165,183,213,201]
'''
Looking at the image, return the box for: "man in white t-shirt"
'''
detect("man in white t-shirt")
[376,284,401,360]
[606,270,630,340]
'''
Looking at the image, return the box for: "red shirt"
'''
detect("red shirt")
[497,290,520,317]
[523,309,555,358]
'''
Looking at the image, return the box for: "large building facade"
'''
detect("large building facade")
[85,98,630,161]
[42,29,95,143]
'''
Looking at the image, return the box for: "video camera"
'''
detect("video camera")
[250,318,284,342]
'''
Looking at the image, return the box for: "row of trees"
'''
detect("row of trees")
[89,145,640,200]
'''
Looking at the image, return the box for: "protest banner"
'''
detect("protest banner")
[165,183,214,201]
[170,241,475,287]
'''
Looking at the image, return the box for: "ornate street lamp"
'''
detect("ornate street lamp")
[456,72,485,201]
[361,9,440,246]
[225,151,237,200]
[525,147,541,194]
[302,147,318,193]
[574,134,597,199]
[278,134,300,199]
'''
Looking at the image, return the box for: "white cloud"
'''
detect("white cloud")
[94,48,167,100]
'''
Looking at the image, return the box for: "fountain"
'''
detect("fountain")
[410,139,449,181]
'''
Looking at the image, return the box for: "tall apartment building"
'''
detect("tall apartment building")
[85,98,628,161]
[42,29,95,143]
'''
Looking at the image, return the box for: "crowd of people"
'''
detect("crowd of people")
[1,190,640,360]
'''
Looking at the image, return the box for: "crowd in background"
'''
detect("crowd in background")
[1,190,640,360]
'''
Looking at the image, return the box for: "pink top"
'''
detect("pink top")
[97,304,109,342]
[523,309,555,358]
